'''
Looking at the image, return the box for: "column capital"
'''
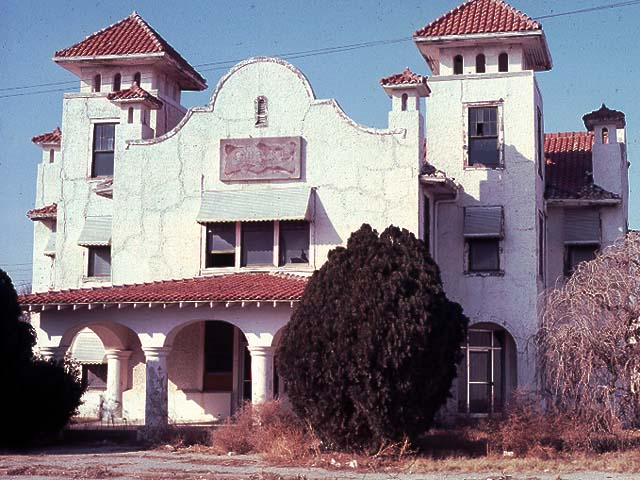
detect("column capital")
[39,345,66,361]
[104,349,133,361]
[247,345,276,357]
[141,346,172,360]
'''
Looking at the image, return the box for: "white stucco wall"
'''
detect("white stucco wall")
[426,70,541,386]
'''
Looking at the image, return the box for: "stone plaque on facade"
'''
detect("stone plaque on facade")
[220,136,302,181]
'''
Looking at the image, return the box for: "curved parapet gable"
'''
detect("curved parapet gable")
[128,56,402,147]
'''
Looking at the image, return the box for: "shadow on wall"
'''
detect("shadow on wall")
[313,193,342,248]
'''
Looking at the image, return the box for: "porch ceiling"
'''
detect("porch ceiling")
[19,272,308,311]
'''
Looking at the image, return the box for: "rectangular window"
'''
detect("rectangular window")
[468,238,500,272]
[468,107,499,167]
[87,246,111,277]
[241,221,274,267]
[204,321,234,392]
[279,221,309,266]
[92,123,116,177]
[537,107,544,179]
[206,223,236,268]
[564,244,598,277]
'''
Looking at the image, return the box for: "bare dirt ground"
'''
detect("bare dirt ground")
[0,442,638,480]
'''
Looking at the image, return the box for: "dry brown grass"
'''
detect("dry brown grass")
[209,400,321,462]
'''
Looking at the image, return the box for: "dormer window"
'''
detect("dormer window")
[498,53,509,72]
[93,74,101,92]
[113,73,121,92]
[255,96,268,127]
[475,54,486,73]
[133,72,141,86]
[453,55,464,75]
[401,93,408,111]
[602,127,609,144]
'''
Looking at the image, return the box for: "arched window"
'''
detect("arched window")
[133,72,141,86]
[113,73,121,92]
[453,55,464,75]
[498,53,509,72]
[93,74,101,92]
[49,149,55,163]
[401,93,408,111]
[602,127,609,144]
[475,54,486,73]
[255,96,268,126]
[127,107,134,124]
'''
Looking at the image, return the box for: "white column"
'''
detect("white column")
[104,349,132,418]
[39,345,66,362]
[247,345,275,405]
[142,346,172,432]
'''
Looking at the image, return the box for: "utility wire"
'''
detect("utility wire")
[0,0,638,98]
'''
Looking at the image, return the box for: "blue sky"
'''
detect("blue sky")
[1,0,638,290]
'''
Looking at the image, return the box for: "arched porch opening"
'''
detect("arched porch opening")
[457,322,517,415]
[57,321,140,422]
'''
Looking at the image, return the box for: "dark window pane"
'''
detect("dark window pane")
[243,344,252,401]
[206,223,236,268]
[204,321,234,392]
[498,53,509,72]
[469,384,491,413]
[469,351,490,382]
[88,246,111,277]
[457,355,468,413]
[454,55,463,74]
[241,222,274,266]
[92,152,114,177]
[493,350,503,412]
[82,364,107,390]
[469,107,499,166]
[279,221,309,266]
[469,330,492,347]
[565,244,598,276]
[469,138,499,165]
[468,238,500,272]
[476,54,486,73]
[92,124,115,177]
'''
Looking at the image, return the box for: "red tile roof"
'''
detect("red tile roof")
[19,272,308,307]
[26,203,57,220]
[54,12,206,89]
[414,0,541,37]
[107,83,163,108]
[380,68,428,87]
[583,103,626,130]
[32,127,61,145]
[544,131,619,201]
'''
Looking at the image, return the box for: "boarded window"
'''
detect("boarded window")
[206,223,236,268]
[468,107,499,166]
[498,53,509,72]
[463,206,503,238]
[564,209,601,244]
[279,221,309,266]
[454,55,464,74]
[87,246,111,277]
[92,123,116,177]
[204,321,234,391]
[241,221,274,266]
[475,54,486,73]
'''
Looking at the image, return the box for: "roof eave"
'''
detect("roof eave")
[20,298,301,311]
[382,83,431,98]
[546,198,622,207]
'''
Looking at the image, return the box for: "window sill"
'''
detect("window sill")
[464,270,505,277]
[463,165,504,171]
[88,176,113,182]
[201,265,314,275]
[82,276,112,283]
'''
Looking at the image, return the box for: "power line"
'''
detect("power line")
[0,0,638,99]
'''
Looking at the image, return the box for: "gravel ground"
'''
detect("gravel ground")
[0,443,636,480]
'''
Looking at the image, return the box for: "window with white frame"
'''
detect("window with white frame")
[91,123,116,177]
[458,328,505,414]
[204,220,309,270]
[463,206,504,274]
[468,106,500,167]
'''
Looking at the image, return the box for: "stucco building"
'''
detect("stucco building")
[21,0,629,429]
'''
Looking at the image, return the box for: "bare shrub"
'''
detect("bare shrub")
[209,400,321,461]
[537,232,640,444]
